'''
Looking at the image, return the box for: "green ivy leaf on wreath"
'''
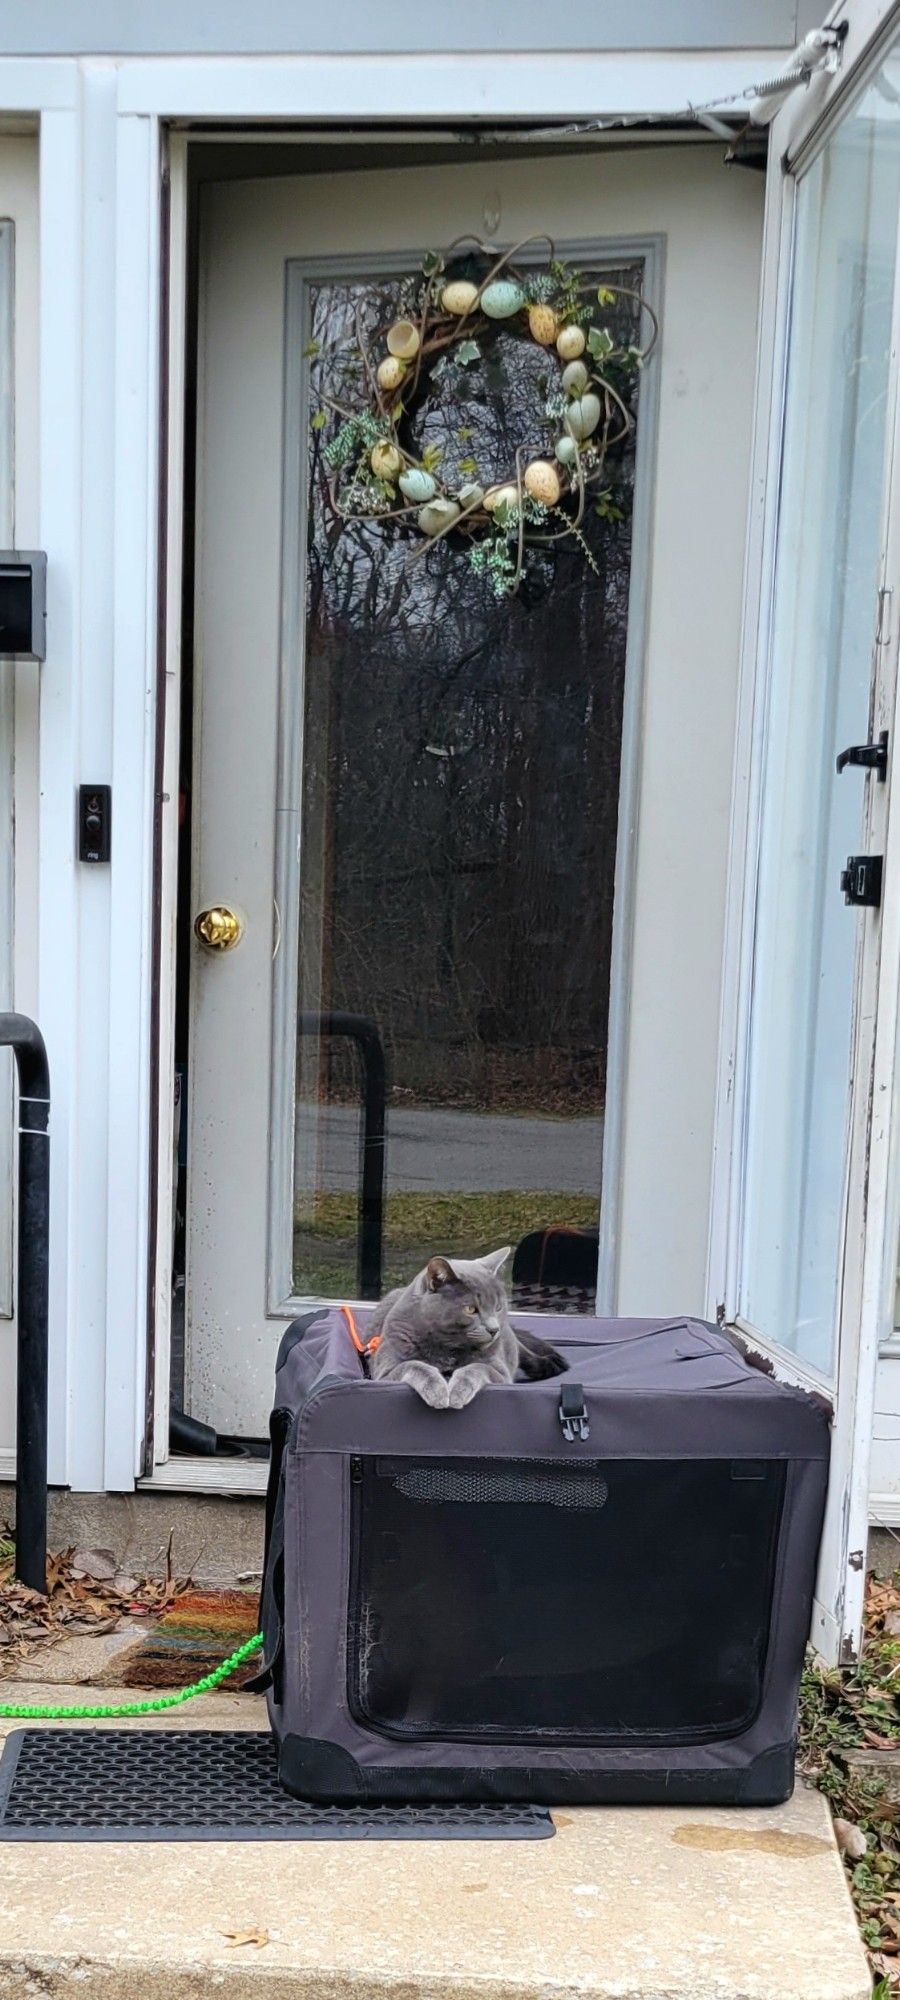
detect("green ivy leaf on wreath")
[468,536,518,599]
[587,327,614,361]
[324,409,388,469]
[594,488,625,524]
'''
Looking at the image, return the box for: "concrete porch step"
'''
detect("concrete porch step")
[0,1679,869,2000]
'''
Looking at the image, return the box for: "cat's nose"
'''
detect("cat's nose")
[486,1317,500,1334]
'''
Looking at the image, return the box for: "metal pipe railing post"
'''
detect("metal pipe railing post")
[0,1012,50,1592]
[298,1011,386,1299]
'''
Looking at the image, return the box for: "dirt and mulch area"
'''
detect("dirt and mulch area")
[0,1529,192,1681]
[1,1529,260,1695]
[800,1569,900,1995]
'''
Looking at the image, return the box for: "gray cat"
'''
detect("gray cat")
[368,1246,567,1408]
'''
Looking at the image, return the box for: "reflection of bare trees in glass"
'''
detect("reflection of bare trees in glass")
[297,266,640,1121]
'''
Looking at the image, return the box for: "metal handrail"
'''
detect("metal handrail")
[297,1011,385,1299]
[0,1012,50,1592]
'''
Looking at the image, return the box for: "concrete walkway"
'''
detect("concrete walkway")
[0,1644,870,2000]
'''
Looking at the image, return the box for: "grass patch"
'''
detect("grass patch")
[799,1571,900,1990]
[292,1189,598,1296]
[295,1188,597,1246]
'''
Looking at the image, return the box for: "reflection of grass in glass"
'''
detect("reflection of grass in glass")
[292,1189,598,1298]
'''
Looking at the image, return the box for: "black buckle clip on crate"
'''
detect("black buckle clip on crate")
[559,1382,589,1443]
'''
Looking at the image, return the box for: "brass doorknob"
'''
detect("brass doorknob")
[194,905,243,952]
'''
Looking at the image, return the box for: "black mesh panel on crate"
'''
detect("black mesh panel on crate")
[348,1456,785,1742]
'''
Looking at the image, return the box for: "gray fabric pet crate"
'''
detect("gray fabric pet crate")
[254,1307,830,1806]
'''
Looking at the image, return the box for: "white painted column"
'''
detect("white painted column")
[104,105,159,1489]
[69,60,118,1490]
[38,96,83,1487]
[38,70,158,1490]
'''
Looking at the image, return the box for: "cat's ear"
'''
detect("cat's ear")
[484,1246,511,1275]
[426,1256,455,1291]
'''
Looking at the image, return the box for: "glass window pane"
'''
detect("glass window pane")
[740,57,900,1373]
[290,262,644,1311]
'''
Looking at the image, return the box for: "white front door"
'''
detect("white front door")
[721,0,900,1659]
[184,146,763,1441]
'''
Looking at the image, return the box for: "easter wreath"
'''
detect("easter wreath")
[313,235,658,600]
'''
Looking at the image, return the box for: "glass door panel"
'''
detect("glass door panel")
[740,56,900,1377]
[290,263,643,1310]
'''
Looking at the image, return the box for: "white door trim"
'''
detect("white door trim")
[103,106,161,1489]
[707,0,900,1657]
[115,52,787,122]
[708,2,900,1329]
[149,131,188,1469]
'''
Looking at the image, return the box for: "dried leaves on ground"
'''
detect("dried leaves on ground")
[800,1570,900,1992]
[0,1532,192,1678]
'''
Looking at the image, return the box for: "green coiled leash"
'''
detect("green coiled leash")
[0,1630,263,1718]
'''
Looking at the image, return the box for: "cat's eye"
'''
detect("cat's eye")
[464,1302,478,1315]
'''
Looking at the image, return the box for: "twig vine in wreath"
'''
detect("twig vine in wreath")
[312,235,658,600]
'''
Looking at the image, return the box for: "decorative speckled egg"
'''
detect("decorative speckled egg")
[555,435,578,467]
[386,319,421,360]
[561,358,590,397]
[418,498,461,536]
[399,467,437,504]
[377,355,407,392]
[480,280,524,321]
[484,481,520,513]
[457,481,485,510]
[441,279,479,316]
[370,440,402,481]
[565,392,601,442]
[528,304,558,346]
[556,324,586,361]
[524,459,561,507]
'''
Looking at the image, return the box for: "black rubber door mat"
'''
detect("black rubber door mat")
[0,1730,556,1841]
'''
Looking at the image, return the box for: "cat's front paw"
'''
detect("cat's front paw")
[415,1374,450,1409]
[448,1371,481,1409]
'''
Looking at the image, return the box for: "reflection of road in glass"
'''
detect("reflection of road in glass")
[295,1100,603,1196]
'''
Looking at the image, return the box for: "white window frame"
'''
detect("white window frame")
[708,0,900,1659]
